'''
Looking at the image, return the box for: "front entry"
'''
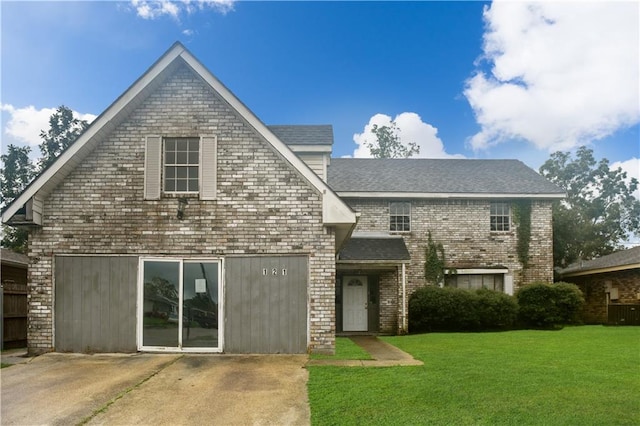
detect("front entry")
[343,276,368,331]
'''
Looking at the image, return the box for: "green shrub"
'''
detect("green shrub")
[517,282,584,328]
[474,288,519,330]
[409,286,518,332]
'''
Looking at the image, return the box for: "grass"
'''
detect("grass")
[1,363,12,369]
[307,326,640,425]
[310,337,372,360]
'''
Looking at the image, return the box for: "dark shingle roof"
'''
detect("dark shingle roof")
[327,158,565,195]
[559,246,640,276]
[268,125,334,146]
[338,237,411,262]
[1,248,29,267]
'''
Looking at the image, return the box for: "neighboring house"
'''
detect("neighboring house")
[1,43,563,355]
[1,248,29,349]
[558,246,640,325]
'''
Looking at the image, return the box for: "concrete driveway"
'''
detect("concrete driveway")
[1,353,310,425]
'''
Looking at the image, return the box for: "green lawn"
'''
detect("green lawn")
[307,326,640,425]
[310,337,373,361]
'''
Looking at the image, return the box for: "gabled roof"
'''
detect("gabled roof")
[338,235,410,263]
[558,246,640,277]
[1,42,356,243]
[268,125,333,146]
[327,158,565,199]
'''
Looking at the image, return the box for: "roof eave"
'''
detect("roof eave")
[560,263,640,277]
[178,48,357,231]
[335,191,566,199]
[2,42,358,238]
[2,44,186,225]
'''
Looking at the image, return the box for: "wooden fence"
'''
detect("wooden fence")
[2,281,28,349]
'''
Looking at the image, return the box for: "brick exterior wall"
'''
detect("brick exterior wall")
[26,64,336,354]
[563,269,640,324]
[344,198,554,332]
[378,270,399,333]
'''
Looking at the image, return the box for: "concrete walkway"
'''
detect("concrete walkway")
[306,336,423,367]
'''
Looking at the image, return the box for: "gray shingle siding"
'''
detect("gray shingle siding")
[327,158,565,195]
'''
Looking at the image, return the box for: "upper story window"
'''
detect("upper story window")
[164,137,199,193]
[490,202,510,232]
[390,201,411,232]
[144,135,217,201]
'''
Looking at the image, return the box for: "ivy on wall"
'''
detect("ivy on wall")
[424,231,446,285]
[512,200,532,269]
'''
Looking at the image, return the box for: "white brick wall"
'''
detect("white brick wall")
[27,64,336,354]
[345,198,554,331]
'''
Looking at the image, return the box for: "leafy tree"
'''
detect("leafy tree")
[1,105,87,252]
[38,105,89,171]
[539,146,640,269]
[1,145,36,253]
[1,145,35,205]
[366,121,419,158]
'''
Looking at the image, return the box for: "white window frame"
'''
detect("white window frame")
[390,201,411,232]
[144,135,217,201]
[490,202,511,232]
[137,257,224,353]
[444,268,510,293]
[163,137,200,195]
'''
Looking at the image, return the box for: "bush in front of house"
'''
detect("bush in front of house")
[408,286,518,332]
[474,288,519,330]
[516,282,584,329]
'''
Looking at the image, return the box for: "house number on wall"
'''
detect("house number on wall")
[262,267,288,276]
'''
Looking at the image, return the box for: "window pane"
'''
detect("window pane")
[390,202,410,232]
[182,262,219,348]
[163,137,200,193]
[177,140,188,151]
[142,261,180,347]
[490,202,510,231]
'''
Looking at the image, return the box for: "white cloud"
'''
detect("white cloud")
[1,104,96,147]
[130,0,234,20]
[465,1,639,152]
[611,157,640,200]
[352,112,463,159]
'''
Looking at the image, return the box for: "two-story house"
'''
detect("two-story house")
[329,159,564,334]
[1,43,564,355]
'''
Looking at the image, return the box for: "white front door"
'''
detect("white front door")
[343,276,368,332]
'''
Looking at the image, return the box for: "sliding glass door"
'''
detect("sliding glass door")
[140,259,221,352]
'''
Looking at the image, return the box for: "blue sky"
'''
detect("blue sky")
[1,1,639,183]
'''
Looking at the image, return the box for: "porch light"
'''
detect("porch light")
[177,197,188,220]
